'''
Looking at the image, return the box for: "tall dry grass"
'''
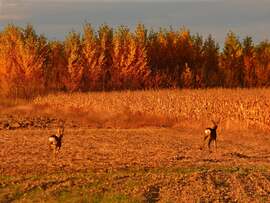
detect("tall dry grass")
[32,88,270,130]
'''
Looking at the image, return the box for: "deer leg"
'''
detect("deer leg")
[204,134,209,141]
[56,147,60,155]
[49,145,54,159]
[208,138,212,153]
[53,148,56,156]
[201,135,209,150]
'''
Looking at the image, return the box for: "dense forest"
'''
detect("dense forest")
[0,23,270,98]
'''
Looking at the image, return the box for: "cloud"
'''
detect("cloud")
[0,14,23,20]
[24,0,223,2]
[0,0,25,20]
[1,0,22,7]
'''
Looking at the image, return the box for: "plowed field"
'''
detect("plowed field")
[1,124,270,202]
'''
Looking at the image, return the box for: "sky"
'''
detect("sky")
[0,0,270,46]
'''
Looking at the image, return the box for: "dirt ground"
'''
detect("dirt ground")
[1,121,270,202]
[1,127,270,175]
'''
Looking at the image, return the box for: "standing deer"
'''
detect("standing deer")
[48,124,64,156]
[202,120,219,152]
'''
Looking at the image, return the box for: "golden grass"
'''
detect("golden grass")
[32,88,270,130]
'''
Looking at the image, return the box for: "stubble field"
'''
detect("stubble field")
[1,89,270,202]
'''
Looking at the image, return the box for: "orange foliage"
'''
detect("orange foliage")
[1,24,270,98]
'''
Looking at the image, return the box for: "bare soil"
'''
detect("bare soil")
[1,115,270,202]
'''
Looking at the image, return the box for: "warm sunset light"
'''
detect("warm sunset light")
[1,1,270,202]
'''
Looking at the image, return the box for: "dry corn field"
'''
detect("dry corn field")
[1,89,270,202]
[33,88,270,130]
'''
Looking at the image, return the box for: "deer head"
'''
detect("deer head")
[211,119,220,129]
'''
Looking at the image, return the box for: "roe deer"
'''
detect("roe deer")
[203,119,219,152]
[49,124,64,156]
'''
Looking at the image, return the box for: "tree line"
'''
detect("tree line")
[0,23,270,98]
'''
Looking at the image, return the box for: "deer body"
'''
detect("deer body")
[49,126,64,155]
[203,120,219,152]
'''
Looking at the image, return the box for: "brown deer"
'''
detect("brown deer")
[202,119,219,152]
[48,124,64,156]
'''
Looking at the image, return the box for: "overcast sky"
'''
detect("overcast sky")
[0,0,269,45]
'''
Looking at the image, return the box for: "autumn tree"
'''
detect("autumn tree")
[0,24,48,98]
[46,40,67,91]
[111,26,128,89]
[202,35,220,87]
[190,34,204,87]
[127,23,150,89]
[181,63,192,88]
[64,31,85,92]
[82,23,100,90]
[178,29,193,88]
[3,23,270,95]
[96,24,113,90]
[111,24,150,89]
[255,41,270,86]
[147,29,169,88]
[242,36,257,87]
[0,24,22,97]
[220,32,244,87]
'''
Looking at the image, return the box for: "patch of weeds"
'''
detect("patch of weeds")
[104,193,137,203]
[249,165,269,173]
[165,201,174,203]
[175,167,208,174]
[214,166,250,176]
[0,176,13,189]
[6,185,24,202]
[90,193,139,203]
[124,179,140,190]
[215,165,269,175]
[80,195,92,203]
[237,168,249,177]
[90,193,103,203]
[52,188,70,201]
[0,193,13,203]
[196,197,213,203]
[0,175,13,181]
[20,187,46,202]
[0,181,23,202]
[29,174,42,181]
[55,188,92,203]
[213,177,229,188]
[215,166,241,174]
[259,196,269,203]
